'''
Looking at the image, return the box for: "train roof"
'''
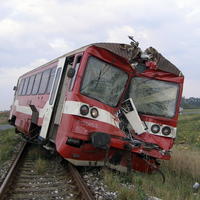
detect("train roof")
[92,43,183,77]
[20,42,183,78]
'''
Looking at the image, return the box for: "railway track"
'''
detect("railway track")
[0,143,95,200]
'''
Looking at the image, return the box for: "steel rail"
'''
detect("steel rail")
[68,163,95,200]
[0,141,27,200]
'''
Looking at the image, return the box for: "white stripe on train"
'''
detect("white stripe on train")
[62,101,120,128]
[14,99,120,128]
[14,100,176,138]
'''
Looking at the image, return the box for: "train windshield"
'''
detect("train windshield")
[129,77,179,118]
[81,56,128,107]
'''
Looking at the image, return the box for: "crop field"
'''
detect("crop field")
[0,110,200,199]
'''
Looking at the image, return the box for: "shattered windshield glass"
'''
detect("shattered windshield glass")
[129,77,179,118]
[81,56,128,107]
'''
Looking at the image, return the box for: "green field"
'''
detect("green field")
[177,113,200,148]
[182,108,200,113]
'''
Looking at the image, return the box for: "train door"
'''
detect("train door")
[46,56,73,141]
[39,57,67,139]
[40,54,82,142]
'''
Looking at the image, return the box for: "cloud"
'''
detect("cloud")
[0,58,48,110]
[49,39,73,54]
[0,18,23,38]
[186,8,200,24]
[105,26,150,49]
[0,66,32,111]
[28,58,48,68]
[183,79,200,98]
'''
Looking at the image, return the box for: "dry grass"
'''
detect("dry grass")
[102,148,200,200]
[28,147,41,160]
[28,146,49,174]
[102,169,145,200]
[166,146,200,179]
[34,157,48,174]
[102,111,200,200]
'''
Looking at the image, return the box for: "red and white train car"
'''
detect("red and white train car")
[9,41,184,173]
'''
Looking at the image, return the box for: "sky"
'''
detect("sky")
[0,0,200,110]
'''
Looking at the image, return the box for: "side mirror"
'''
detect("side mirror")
[67,68,75,78]
[13,86,17,91]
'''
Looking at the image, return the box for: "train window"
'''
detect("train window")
[38,69,51,94]
[22,77,30,95]
[81,56,128,107]
[46,67,56,94]
[27,75,35,95]
[49,68,61,105]
[32,73,42,95]
[18,79,25,95]
[69,55,82,91]
[129,77,179,118]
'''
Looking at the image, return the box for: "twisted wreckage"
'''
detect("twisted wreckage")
[9,37,184,173]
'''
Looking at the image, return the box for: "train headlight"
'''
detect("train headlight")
[90,108,99,118]
[151,124,160,134]
[80,105,89,115]
[162,126,171,136]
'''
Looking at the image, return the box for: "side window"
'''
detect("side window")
[69,55,82,91]
[22,77,30,95]
[49,68,61,105]
[27,75,35,95]
[46,67,56,94]
[32,73,42,95]
[38,69,51,94]
[18,79,25,95]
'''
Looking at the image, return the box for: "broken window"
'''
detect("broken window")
[129,77,179,118]
[81,56,128,107]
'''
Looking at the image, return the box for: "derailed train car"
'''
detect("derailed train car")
[9,38,184,173]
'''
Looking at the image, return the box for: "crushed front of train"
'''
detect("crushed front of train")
[118,70,184,172]
[114,43,184,173]
[55,41,184,173]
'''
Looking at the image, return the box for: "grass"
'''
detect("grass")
[176,113,200,148]
[28,146,49,174]
[102,110,200,200]
[0,128,21,165]
[102,149,200,200]
[34,157,48,174]
[102,169,147,200]
[182,108,200,113]
[0,111,9,124]
[0,112,51,175]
